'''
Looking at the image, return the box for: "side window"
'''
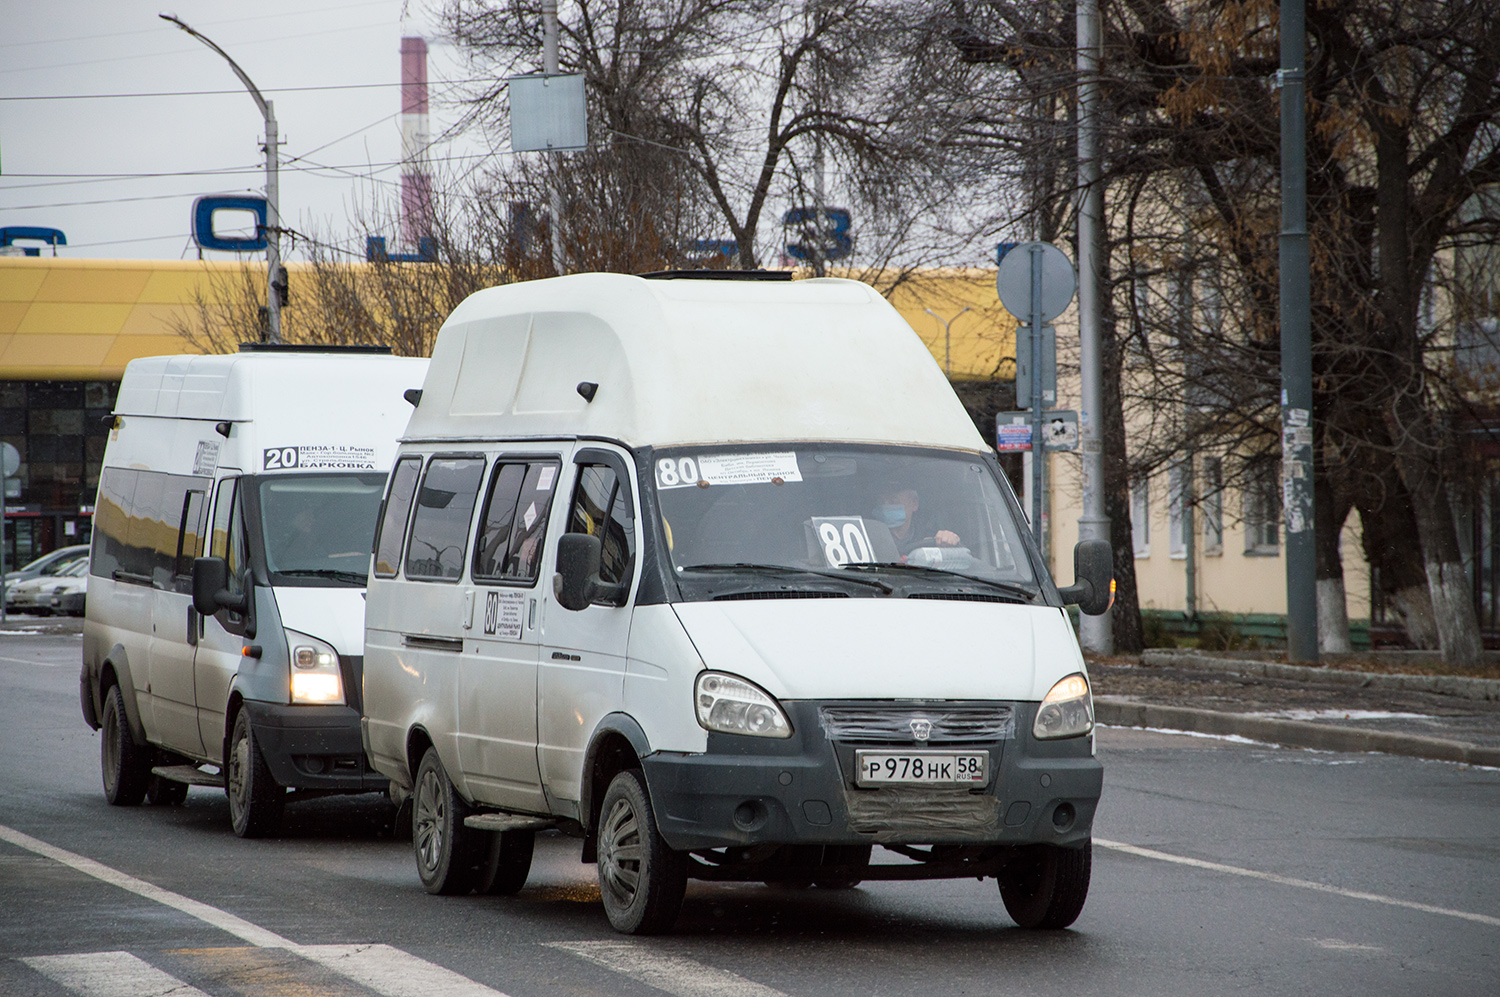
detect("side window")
[210,477,248,597]
[473,460,561,585]
[374,456,422,577]
[405,457,486,581]
[91,467,137,580]
[174,489,209,592]
[566,463,636,587]
[123,472,165,583]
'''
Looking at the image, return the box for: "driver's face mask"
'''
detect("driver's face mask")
[874,504,907,528]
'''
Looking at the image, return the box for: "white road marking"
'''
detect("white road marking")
[1310,937,1384,952]
[0,823,297,948]
[0,653,63,667]
[21,951,213,997]
[299,944,510,997]
[0,824,514,996]
[1096,838,1500,927]
[546,940,791,997]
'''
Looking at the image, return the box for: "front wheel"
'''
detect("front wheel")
[100,684,150,806]
[597,769,687,934]
[412,748,484,895]
[227,710,284,838]
[998,841,1092,929]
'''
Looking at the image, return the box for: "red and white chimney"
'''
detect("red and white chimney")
[400,36,434,247]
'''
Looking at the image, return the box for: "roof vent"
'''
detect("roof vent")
[637,269,793,282]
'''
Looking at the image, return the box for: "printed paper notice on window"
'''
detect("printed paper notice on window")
[536,466,557,491]
[655,452,802,490]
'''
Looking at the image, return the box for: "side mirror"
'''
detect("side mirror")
[192,556,248,616]
[1056,539,1114,616]
[554,534,603,612]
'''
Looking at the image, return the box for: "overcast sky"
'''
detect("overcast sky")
[1,1,501,260]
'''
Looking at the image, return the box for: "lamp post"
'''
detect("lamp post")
[160,12,282,344]
[924,306,972,377]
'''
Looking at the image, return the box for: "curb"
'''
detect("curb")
[1140,650,1500,703]
[1095,697,1500,767]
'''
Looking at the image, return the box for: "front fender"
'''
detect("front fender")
[579,712,653,835]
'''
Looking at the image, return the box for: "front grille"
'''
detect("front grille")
[818,705,1014,743]
[906,592,1023,604]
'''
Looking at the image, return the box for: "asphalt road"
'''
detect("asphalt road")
[1,626,1497,996]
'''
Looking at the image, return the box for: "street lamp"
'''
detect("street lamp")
[159,12,282,344]
[924,306,972,377]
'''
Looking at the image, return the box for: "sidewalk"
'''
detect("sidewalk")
[1090,649,1500,767]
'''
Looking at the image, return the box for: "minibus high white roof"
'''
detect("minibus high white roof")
[114,348,425,423]
[408,273,988,451]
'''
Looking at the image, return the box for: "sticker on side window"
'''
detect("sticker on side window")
[810,516,876,567]
[655,452,802,490]
[536,466,557,491]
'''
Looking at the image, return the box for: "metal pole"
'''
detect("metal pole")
[925,307,972,378]
[1,466,7,626]
[159,14,280,343]
[1076,0,1111,652]
[264,100,281,344]
[542,0,565,275]
[1279,0,1317,661]
[1029,245,1046,547]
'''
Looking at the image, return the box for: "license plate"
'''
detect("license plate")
[854,750,988,786]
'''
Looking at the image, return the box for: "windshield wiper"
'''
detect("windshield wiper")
[839,562,1036,602]
[275,568,368,585]
[679,563,894,594]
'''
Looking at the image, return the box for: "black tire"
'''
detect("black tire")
[100,684,150,806]
[814,844,872,889]
[412,748,485,895]
[597,769,687,934]
[227,710,284,838]
[146,774,189,806]
[479,829,535,895]
[998,841,1092,929]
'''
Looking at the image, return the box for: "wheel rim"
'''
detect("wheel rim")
[598,796,643,908]
[101,699,120,793]
[413,768,445,874]
[228,727,250,823]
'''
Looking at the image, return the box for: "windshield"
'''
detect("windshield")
[652,445,1036,597]
[256,473,387,586]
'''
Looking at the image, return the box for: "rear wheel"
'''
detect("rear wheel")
[100,684,149,806]
[597,769,687,934]
[227,710,284,838]
[998,841,1092,929]
[412,748,485,895]
[479,829,535,895]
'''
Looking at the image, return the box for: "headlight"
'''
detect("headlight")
[1033,672,1093,740]
[286,628,345,705]
[694,671,792,738]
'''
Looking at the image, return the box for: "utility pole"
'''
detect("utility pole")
[541,0,565,275]
[1076,0,1110,653]
[160,13,281,343]
[1279,0,1317,661]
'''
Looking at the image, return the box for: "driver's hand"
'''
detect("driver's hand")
[935,530,960,547]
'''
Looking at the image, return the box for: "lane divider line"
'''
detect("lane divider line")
[21,950,214,997]
[545,940,792,997]
[0,822,298,948]
[0,823,515,996]
[1095,837,1500,927]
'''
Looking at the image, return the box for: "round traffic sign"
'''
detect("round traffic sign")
[0,442,18,477]
[996,242,1076,323]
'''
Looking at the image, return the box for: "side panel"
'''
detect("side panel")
[537,445,639,817]
[624,606,707,755]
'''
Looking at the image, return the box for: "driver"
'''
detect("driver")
[873,485,960,554]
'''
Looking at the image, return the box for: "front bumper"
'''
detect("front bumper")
[641,700,1101,852]
[241,701,387,793]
